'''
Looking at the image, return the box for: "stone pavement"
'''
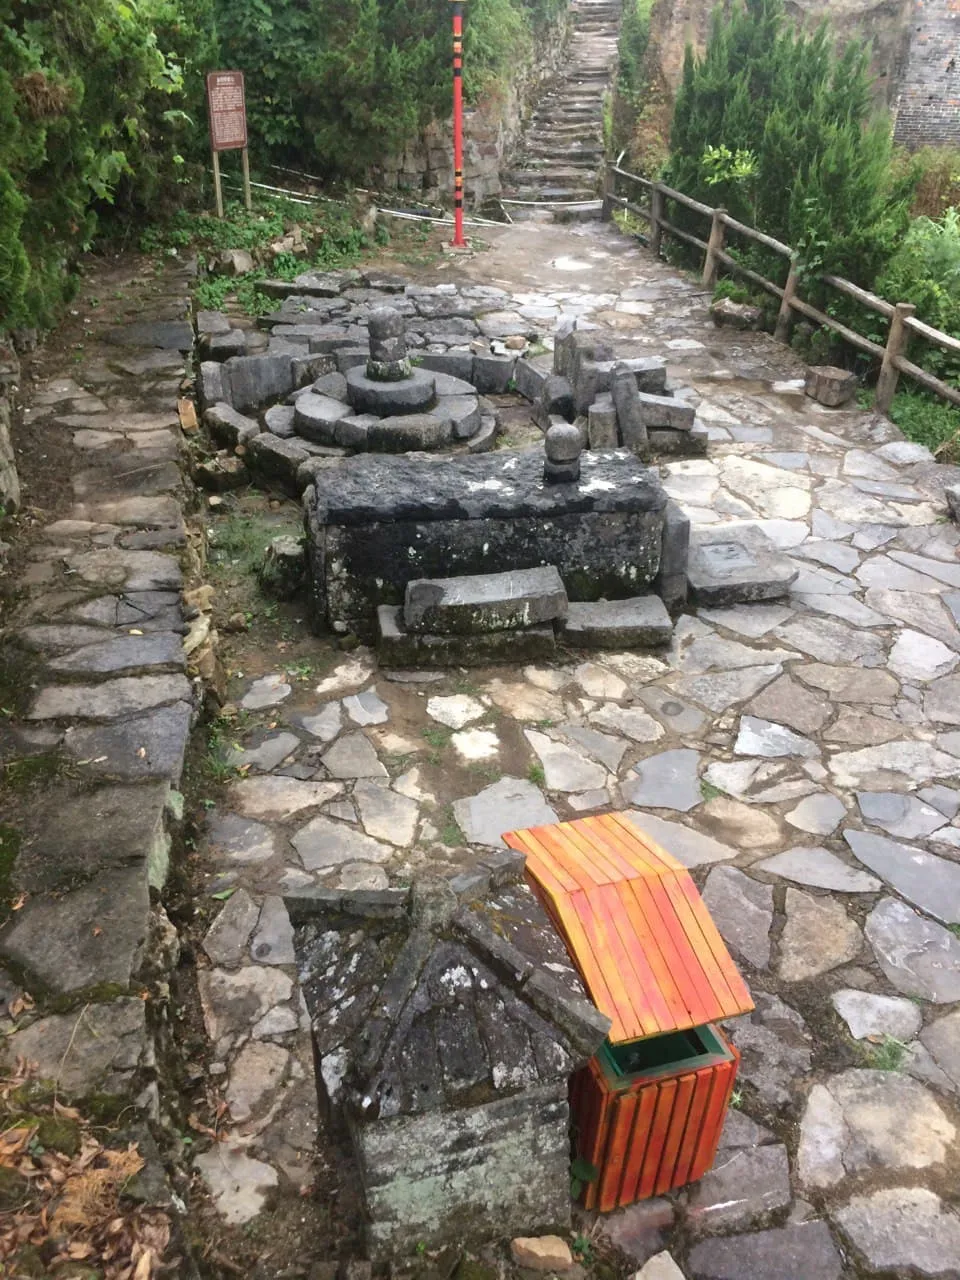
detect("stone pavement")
[0,262,197,1119]
[197,217,960,1272]
[3,214,960,1277]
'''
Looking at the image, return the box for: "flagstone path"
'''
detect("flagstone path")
[4,212,960,1277]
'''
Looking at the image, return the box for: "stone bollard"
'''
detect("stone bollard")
[366,307,410,382]
[259,534,306,599]
[544,422,582,483]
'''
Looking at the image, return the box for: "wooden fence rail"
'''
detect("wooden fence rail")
[603,163,960,415]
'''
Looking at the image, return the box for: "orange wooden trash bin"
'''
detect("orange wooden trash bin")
[503,812,754,1213]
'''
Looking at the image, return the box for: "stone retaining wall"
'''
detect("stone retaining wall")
[368,13,572,207]
[893,0,960,149]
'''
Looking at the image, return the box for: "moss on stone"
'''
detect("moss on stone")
[0,1163,28,1210]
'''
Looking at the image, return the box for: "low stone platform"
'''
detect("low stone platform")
[405,565,569,634]
[305,450,670,636]
[687,526,799,606]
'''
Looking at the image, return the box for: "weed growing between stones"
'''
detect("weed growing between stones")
[438,805,465,847]
[858,1035,908,1072]
[527,761,546,786]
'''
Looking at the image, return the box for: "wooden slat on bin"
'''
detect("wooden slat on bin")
[503,813,754,1040]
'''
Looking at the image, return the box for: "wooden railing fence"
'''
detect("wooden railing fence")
[603,163,960,416]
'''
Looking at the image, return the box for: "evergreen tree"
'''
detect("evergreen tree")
[663,0,916,284]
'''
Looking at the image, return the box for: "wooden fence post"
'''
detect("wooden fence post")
[702,207,726,289]
[649,185,664,258]
[601,164,615,222]
[774,256,799,345]
[876,302,916,415]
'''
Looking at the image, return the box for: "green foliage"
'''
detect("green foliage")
[875,209,960,382]
[858,1035,907,1072]
[0,0,213,330]
[888,390,960,459]
[663,0,916,285]
[570,1156,598,1200]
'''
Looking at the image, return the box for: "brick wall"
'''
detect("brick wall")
[894,0,960,148]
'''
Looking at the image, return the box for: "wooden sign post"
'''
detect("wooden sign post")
[206,70,251,218]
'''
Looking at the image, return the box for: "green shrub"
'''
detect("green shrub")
[875,208,960,382]
[888,390,960,459]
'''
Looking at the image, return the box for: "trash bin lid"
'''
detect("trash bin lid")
[503,812,754,1043]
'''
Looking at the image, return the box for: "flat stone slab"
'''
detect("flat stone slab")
[831,988,923,1042]
[379,606,558,668]
[195,1144,279,1225]
[29,673,192,721]
[687,1143,791,1232]
[322,731,387,779]
[845,829,960,924]
[735,715,819,759]
[687,1221,842,1280]
[783,793,847,835]
[857,790,946,839]
[622,749,702,812]
[228,775,340,820]
[797,1069,954,1189]
[3,998,149,1097]
[562,596,672,648]
[61,702,192,782]
[206,812,279,864]
[836,1187,960,1278]
[778,888,861,981]
[625,812,738,869]
[688,527,798,606]
[702,866,773,968]
[405,565,568,635]
[866,897,960,1002]
[292,815,392,869]
[727,991,812,1107]
[346,365,436,415]
[756,846,879,892]
[453,776,558,847]
[524,730,607,792]
[354,780,419,846]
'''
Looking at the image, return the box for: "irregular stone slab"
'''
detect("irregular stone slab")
[404,565,567,635]
[831,989,923,1042]
[720,456,812,519]
[241,672,292,710]
[335,862,390,891]
[559,725,627,772]
[704,758,819,806]
[784,793,847,836]
[525,731,607,792]
[756,847,879,893]
[250,895,295,965]
[673,664,783,713]
[744,674,830,736]
[836,1187,960,1278]
[625,812,738,869]
[824,708,903,747]
[702,867,772,968]
[921,784,960,818]
[451,728,499,760]
[688,526,798,605]
[698,603,794,638]
[779,888,861,981]
[453,776,558,847]
[866,897,960,1002]
[687,1221,841,1280]
[797,1069,954,1189]
[4,998,149,1097]
[227,1040,289,1124]
[61,702,192,783]
[321,732,387,779]
[622,749,702,813]
[635,1254,684,1280]
[774,615,885,665]
[354,779,419,845]
[207,812,279,864]
[845,829,960,924]
[426,694,486,729]
[198,965,294,1044]
[865,588,960,649]
[701,796,783,849]
[829,740,960,789]
[795,662,898,703]
[204,889,262,967]
[228,776,339,821]
[195,1144,279,1225]
[379,607,557,667]
[299,702,342,742]
[28,673,192,721]
[597,1196,675,1266]
[486,679,564,723]
[292,815,392,868]
[889,629,958,683]
[65,547,181,591]
[926,674,960,726]
[343,689,389,726]
[635,687,706,734]
[687,1143,791,1232]
[0,866,149,994]
[857,791,946,839]
[574,662,628,701]
[314,656,374,695]
[728,991,812,1107]
[563,596,674,649]
[228,732,300,773]
[920,1010,960,1090]
[48,631,184,676]
[680,635,797,674]
[589,703,664,743]
[735,715,819,759]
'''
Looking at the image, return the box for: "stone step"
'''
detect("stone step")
[404,564,568,635]
[378,605,557,667]
[509,166,599,184]
[507,186,600,202]
[686,526,799,606]
[561,596,674,649]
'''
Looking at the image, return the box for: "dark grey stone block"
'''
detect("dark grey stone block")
[204,402,259,447]
[432,395,480,440]
[656,499,690,612]
[648,425,709,457]
[612,367,648,454]
[513,357,550,402]
[224,353,294,412]
[292,352,337,387]
[106,320,192,351]
[620,356,668,394]
[198,361,226,409]
[263,404,297,437]
[207,330,247,361]
[562,596,673,648]
[688,526,799,605]
[346,366,436,415]
[404,565,568,635]
[472,353,516,395]
[334,347,369,372]
[367,414,451,452]
[294,392,351,444]
[248,433,314,492]
[378,605,557,667]
[636,391,695,430]
[588,394,618,447]
[417,350,475,381]
[534,375,574,429]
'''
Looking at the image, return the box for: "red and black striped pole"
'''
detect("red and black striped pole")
[450,0,467,247]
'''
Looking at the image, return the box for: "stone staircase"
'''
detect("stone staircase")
[502,0,622,215]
